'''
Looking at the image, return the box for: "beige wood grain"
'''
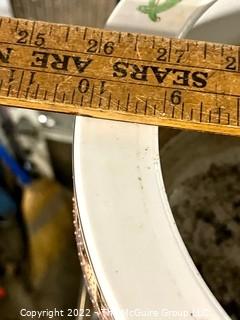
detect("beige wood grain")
[0,16,239,136]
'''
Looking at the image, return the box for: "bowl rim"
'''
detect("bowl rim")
[73,1,236,318]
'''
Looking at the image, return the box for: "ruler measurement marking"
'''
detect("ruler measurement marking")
[15,19,19,32]
[168,39,172,62]
[17,70,24,98]
[163,91,167,113]
[218,107,221,124]
[0,17,239,136]
[71,89,76,104]
[117,100,120,111]
[7,84,11,97]
[49,25,53,36]
[83,27,87,40]
[43,90,48,100]
[8,69,15,84]
[171,105,176,118]
[34,83,40,99]
[227,113,230,125]
[144,99,148,115]
[107,94,112,110]
[125,93,130,112]
[152,36,156,49]
[65,26,70,42]
[134,35,139,51]
[238,46,240,73]
[80,95,84,106]
[98,32,103,53]
[53,83,59,102]
[117,32,122,43]
[98,96,102,107]
[200,102,203,123]
[181,103,185,120]
[135,101,139,114]
[203,43,207,59]
[62,92,66,103]
[1,40,237,74]
[153,104,157,116]
[190,108,194,121]
[237,98,240,126]
[29,21,36,45]
[89,85,95,107]
[25,86,30,99]
[0,64,238,100]
[221,45,224,56]
[209,110,212,123]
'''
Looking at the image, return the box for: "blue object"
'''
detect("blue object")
[0,144,32,185]
[0,187,17,218]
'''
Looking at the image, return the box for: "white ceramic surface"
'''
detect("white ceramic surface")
[0,0,12,16]
[107,0,216,37]
[74,1,239,319]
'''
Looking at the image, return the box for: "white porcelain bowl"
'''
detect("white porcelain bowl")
[74,1,240,319]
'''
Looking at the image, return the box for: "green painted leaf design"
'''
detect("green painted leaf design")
[138,0,182,22]
[138,5,151,14]
[149,0,157,5]
[149,11,158,22]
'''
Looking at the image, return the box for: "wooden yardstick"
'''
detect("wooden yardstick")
[0,16,239,136]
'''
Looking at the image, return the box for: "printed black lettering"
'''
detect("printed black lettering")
[151,67,172,84]
[157,48,167,62]
[78,79,89,93]
[51,54,70,71]
[173,69,190,86]
[113,62,128,78]
[17,30,29,44]
[0,48,13,64]
[72,57,92,73]
[34,33,45,47]
[171,90,182,105]
[87,39,98,53]
[192,71,208,88]
[226,56,237,71]
[130,64,148,81]
[31,51,49,68]
[103,42,114,55]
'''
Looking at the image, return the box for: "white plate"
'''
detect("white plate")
[74,1,239,319]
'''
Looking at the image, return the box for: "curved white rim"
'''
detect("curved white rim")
[73,1,237,319]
